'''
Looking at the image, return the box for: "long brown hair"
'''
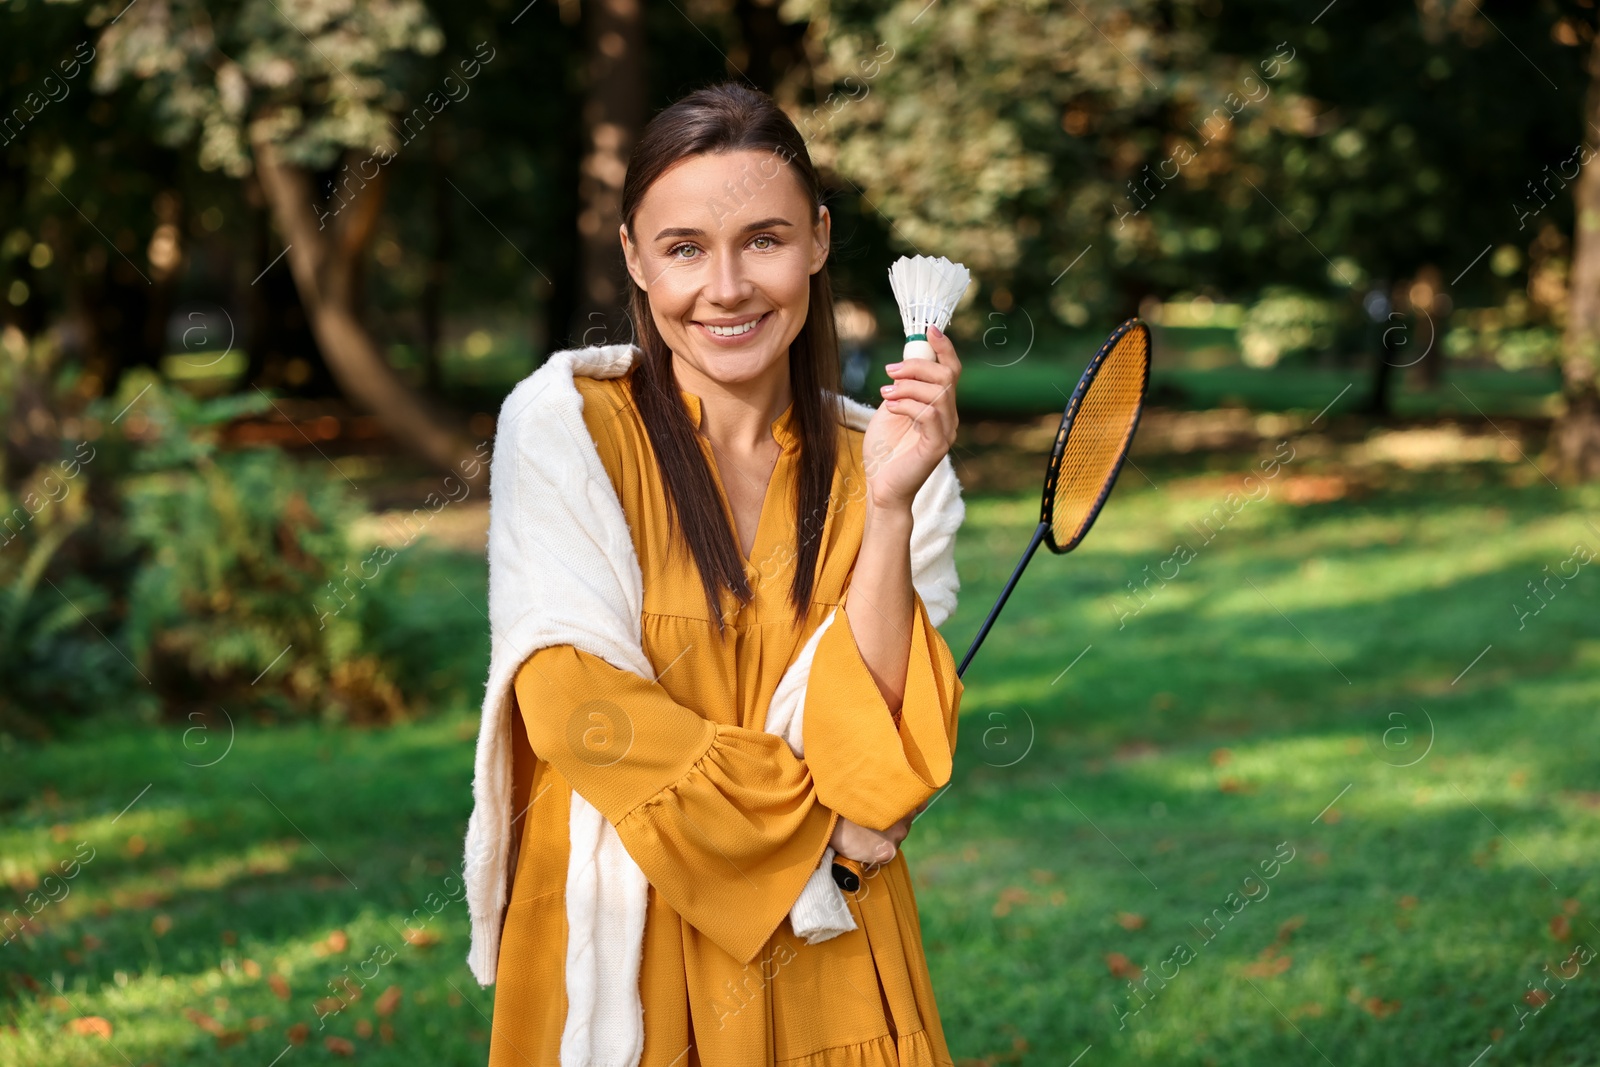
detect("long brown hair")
[620,82,842,635]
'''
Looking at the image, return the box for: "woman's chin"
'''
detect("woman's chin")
[672,329,795,383]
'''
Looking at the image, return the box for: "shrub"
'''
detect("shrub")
[114,375,410,725]
[1238,287,1341,368]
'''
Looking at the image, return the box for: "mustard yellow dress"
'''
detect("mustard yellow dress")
[488,366,965,1066]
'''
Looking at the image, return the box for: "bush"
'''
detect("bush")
[2,364,415,731]
[113,375,411,724]
[1238,287,1341,368]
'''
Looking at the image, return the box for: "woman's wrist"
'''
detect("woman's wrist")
[863,495,915,537]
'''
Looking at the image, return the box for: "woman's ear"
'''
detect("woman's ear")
[620,223,647,290]
[809,205,832,275]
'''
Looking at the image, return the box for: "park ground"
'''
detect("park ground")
[3,355,1599,1066]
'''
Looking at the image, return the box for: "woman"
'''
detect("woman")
[485,82,966,1066]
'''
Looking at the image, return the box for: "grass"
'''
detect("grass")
[3,432,1599,1064]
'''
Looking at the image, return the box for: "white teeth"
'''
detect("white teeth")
[705,317,760,337]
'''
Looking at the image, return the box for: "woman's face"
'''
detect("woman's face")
[621,148,830,391]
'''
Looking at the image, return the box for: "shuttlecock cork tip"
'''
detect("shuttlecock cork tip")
[888,255,971,360]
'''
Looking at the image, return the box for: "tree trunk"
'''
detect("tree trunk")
[1365,322,1396,417]
[571,0,647,346]
[421,129,452,392]
[249,133,486,488]
[1556,30,1600,482]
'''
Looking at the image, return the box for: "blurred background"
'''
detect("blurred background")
[3,0,1598,1064]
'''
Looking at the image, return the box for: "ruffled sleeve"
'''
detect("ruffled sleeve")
[802,587,963,832]
[514,645,840,966]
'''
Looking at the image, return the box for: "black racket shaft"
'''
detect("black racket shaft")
[956,520,1047,677]
[833,523,1044,890]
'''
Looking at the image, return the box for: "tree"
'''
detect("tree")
[83,0,489,485]
[1556,17,1600,480]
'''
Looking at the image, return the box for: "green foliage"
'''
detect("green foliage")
[83,0,445,174]
[1237,287,1341,368]
[106,374,411,724]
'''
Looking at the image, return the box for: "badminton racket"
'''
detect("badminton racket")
[831,317,1151,892]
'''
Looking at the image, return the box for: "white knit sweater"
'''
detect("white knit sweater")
[460,342,965,1066]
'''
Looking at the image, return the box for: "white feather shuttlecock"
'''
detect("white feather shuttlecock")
[888,255,971,360]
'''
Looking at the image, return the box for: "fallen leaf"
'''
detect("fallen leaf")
[1562,899,1582,915]
[287,1023,310,1045]
[126,835,146,858]
[1397,896,1417,910]
[268,974,290,1000]
[1362,996,1401,1018]
[184,1008,225,1036]
[1524,989,1551,1009]
[380,1022,395,1043]
[1551,915,1572,940]
[374,986,403,1017]
[356,1018,373,1038]
[242,958,262,979]
[325,1035,355,1056]
[402,927,442,948]
[1242,955,1292,978]
[1116,912,1146,931]
[66,1016,112,1039]
[1105,952,1142,980]
[1210,748,1233,766]
[1278,916,1306,941]
[151,914,173,937]
[325,930,349,953]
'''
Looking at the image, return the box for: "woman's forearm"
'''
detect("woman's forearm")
[843,498,916,717]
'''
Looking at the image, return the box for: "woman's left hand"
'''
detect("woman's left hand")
[862,325,961,512]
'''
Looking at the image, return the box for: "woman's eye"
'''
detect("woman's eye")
[668,244,700,260]
[750,234,778,250]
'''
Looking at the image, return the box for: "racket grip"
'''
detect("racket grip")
[901,338,936,360]
[830,856,864,891]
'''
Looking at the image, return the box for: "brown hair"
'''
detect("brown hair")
[620,82,842,635]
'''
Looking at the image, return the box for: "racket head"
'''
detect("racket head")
[1040,318,1151,553]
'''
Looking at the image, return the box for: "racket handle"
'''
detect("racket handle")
[958,520,1048,678]
[831,857,864,891]
[901,337,936,360]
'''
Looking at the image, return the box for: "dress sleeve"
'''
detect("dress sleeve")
[513,645,841,966]
[802,587,964,832]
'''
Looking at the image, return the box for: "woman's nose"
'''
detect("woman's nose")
[706,250,752,306]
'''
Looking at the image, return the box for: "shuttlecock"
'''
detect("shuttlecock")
[888,255,971,360]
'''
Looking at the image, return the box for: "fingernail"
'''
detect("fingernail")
[885,361,903,371]
[929,325,942,338]
[880,384,893,394]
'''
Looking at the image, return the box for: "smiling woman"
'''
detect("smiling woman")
[483,82,967,1067]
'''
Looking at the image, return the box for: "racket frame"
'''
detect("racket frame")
[1040,316,1151,553]
[955,317,1151,677]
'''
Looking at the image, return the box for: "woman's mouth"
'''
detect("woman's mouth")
[694,312,772,344]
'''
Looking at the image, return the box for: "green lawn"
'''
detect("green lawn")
[3,440,1599,1065]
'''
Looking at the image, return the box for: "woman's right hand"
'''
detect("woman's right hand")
[830,811,914,867]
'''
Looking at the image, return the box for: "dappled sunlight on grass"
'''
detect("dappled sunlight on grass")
[4,435,1598,1065]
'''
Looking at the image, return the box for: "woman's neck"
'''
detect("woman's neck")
[672,354,792,455]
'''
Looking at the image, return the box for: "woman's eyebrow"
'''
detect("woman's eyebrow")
[652,217,795,242]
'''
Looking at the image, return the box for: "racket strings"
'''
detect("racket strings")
[1047,329,1149,549]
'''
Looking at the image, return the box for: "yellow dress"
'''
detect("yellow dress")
[489,366,964,1067]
